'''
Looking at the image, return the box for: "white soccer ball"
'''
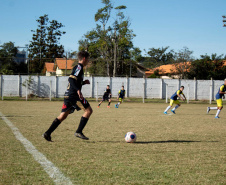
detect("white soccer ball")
[125,132,137,143]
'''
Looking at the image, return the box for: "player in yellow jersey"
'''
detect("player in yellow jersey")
[207,79,226,118]
[115,86,125,108]
[164,86,186,114]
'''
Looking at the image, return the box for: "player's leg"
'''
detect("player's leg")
[164,100,173,114]
[98,99,104,107]
[215,99,223,118]
[107,99,111,108]
[171,100,180,114]
[75,98,93,140]
[207,106,217,114]
[98,101,102,107]
[117,98,122,107]
[43,104,71,141]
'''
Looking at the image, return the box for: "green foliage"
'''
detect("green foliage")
[187,54,226,80]
[0,42,28,74]
[173,47,194,79]
[28,14,66,74]
[148,69,160,78]
[141,46,175,68]
[79,0,138,77]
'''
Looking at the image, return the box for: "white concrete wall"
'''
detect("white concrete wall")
[0,75,225,100]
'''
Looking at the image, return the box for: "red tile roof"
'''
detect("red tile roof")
[55,58,75,70]
[45,63,55,72]
[145,60,226,77]
[145,62,191,76]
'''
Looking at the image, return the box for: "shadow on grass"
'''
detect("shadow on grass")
[88,140,219,144]
[135,140,219,144]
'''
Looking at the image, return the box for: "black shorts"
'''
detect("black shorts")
[102,96,110,101]
[61,97,90,114]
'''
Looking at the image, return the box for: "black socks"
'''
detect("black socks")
[46,118,61,135]
[108,102,111,106]
[76,116,88,133]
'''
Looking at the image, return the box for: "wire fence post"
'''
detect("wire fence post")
[50,80,52,101]
[187,84,190,104]
[18,75,21,97]
[55,76,58,98]
[143,82,145,103]
[160,79,163,99]
[25,79,28,101]
[1,79,4,101]
[96,82,98,102]
[209,84,212,104]
[90,75,93,98]
[166,84,168,103]
[143,76,145,103]
[194,77,197,100]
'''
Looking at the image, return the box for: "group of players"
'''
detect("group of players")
[164,80,226,119]
[97,85,125,109]
[42,51,226,142]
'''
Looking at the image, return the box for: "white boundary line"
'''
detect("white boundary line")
[0,111,73,185]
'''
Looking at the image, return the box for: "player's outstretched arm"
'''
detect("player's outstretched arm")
[177,94,184,101]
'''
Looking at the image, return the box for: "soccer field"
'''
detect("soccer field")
[0,101,225,185]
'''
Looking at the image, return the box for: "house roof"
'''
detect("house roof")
[145,60,226,77]
[45,63,55,72]
[55,58,76,70]
[145,62,191,76]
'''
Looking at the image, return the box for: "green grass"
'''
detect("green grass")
[0,101,225,184]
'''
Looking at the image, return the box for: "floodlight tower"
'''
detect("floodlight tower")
[222,15,226,27]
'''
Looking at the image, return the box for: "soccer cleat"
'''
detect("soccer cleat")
[74,132,89,140]
[164,112,167,114]
[42,132,52,142]
[171,110,176,114]
[207,107,210,114]
[107,106,110,108]
[115,104,118,108]
[97,106,100,108]
[215,116,220,119]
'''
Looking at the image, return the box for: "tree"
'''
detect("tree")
[0,42,18,74]
[79,0,136,77]
[187,54,226,80]
[28,14,66,74]
[141,46,175,68]
[0,42,28,74]
[173,47,194,79]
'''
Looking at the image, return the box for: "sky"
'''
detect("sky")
[0,0,226,58]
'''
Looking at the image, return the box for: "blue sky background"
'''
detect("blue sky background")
[0,0,226,58]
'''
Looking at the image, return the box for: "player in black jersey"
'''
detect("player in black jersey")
[97,85,112,108]
[43,51,93,141]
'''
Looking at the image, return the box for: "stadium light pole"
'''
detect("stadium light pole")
[222,15,226,27]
